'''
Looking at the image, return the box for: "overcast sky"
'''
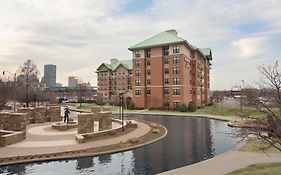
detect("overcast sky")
[0,0,280,90]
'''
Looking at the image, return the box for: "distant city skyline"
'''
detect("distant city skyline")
[44,64,56,88]
[0,0,280,89]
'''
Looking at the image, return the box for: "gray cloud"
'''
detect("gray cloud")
[0,0,280,89]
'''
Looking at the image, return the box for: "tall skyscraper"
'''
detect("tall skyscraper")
[68,76,78,87]
[44,64,56,88]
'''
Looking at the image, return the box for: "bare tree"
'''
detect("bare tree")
[0,79,14,110]
[240,61,281,151]
[17,59,40,107]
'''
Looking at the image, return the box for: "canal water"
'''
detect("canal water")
[0,115,240,175]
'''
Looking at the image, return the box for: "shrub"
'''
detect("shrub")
[128,102,135,110]
[188,101,197,112]
[180,103,188,112]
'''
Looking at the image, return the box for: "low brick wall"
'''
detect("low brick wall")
[75,119,127,143]
[0,113,27,138]
[52,121,77,131]
[0,130,25,147]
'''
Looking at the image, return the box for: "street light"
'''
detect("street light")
[240,80,245,115]
[3,71,17,112]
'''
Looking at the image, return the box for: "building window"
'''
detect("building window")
[147,69,151,75]
[147,89,151,95]
[147,79,151,85]
[135,89,141,96]
[164,57,169,64]
[135,60,140,67]
[135,50,141,58]
[164,78,169,84]
[173,88,180,95]
[173,102,180,109]
[173,57,179,64]
[135,70,141,77]
[173,45,180,53]
[164,68,169,74]
[146,59,150,66]
[164,88,169,94]
[145,49,151,58]
[163,47,169,56]
[173,77,180,85]
[135,79,140,86]
[173,67,180,74]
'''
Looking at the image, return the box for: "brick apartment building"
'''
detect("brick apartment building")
[128,29,212,109]
[96,59,132,101]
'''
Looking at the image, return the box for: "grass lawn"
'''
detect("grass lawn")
[71,103,120,112]
[140,105,265,118]
[194,105,265,117]
[70,103,266,118]
[226,163,281,175]
[240,138,281,153]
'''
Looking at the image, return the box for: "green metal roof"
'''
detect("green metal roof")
[97,59,132,72]
[111,59,132,70]
[128,30,212,61]
[128,29,186,50]
[200,48,211,56]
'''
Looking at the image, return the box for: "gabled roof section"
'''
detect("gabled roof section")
[111,59,132,70]
[96,63,112,72]
[128,29,186,51]
[96,59,132,72]
[200,48,212,60]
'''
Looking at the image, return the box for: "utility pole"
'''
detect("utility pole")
[240,80,245,115]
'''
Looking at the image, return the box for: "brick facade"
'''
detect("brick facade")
[129,30,212,109]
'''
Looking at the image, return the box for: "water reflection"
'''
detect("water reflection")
[0,116,240,175]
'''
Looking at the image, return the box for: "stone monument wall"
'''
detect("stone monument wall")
[49,106,62,122]
[98,111,112,131]
[78,113,95,134]
[17,108,34,124]
[33,107,46,123]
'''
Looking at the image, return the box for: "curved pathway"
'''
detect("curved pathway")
[0,121,151,158]
[159,150,281,175]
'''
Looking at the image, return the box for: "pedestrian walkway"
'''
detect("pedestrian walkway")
[0,121,151,157]
[159,150,281,175]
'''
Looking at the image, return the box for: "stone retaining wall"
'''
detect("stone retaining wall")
[0,113,27,135]
[76,119,125,143]
[0,130,25,147]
